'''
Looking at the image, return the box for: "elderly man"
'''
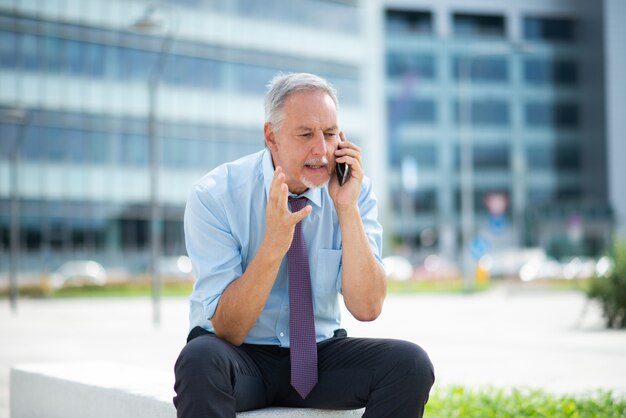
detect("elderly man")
[174,73,434,417]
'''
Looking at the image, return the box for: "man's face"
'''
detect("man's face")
[264,90,340,195]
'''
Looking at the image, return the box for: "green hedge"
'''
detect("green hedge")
[427,386,626,418]
[587,239,626,328]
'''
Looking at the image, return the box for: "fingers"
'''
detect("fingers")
[269,166,283,201]
[269,166,288,209]
[336,133,361,164]
[291,205,312,222]
[269,166,311,224]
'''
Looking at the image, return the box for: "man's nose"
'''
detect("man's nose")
[310,132,327,156]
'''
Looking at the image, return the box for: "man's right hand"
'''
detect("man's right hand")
[263,166,312,255]
[211,167,310,346]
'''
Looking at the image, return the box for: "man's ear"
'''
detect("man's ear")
[264,122,277,151]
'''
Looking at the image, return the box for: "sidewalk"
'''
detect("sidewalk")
[1,287,625,418]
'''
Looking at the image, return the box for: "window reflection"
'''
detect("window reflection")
[454,100,510,125]
[389,99,436,124]
[525,102,579,128]
[523,17,576,42]
[0,27,360,104]
[453,56,508,83]
[453,13,506,38]
[524,58,578,86]
[526,143,581,170]
[386,10,433,34]
[387,53,435,79]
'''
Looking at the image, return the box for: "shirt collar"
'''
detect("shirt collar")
[262,148,323,208]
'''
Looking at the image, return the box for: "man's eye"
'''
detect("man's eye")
[300,133,312,138]
[324,132,337,138]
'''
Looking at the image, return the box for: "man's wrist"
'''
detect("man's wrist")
[336,204,360,221]
[258,237,288,264]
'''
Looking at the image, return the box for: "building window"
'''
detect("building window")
[525,102,580,128]
[386,10,433,34]
[524,58,578,86]
[389,98,436,124]
[0,31,17,68]
[394,143,438,167]
[473,144,510,169]
[455,189,510,213]
[393,189,437,213]
[453,13,506,38]
[523,17,576,42]
[1,24,361,104]
[454,99,510,126]
[526,144,581,170]
[454,144,510,170]
[453,55,508,82]
[386,53,435,79]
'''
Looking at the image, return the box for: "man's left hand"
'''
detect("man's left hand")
[329,132,362,213]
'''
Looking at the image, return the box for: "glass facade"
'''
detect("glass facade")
[385,5,611,262]
[0,1,363,278]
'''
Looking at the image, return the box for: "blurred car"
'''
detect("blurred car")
[413,254,460,281]
[158,255,194,281]
[50,260,107,289]
[382,255,414,281]
[561,256,596,280]
[519,258,563,282]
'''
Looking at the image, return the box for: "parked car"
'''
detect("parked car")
[519,258,562,282]
[158,255,194,281]
[50,260,107,289]
[382,255,414,281]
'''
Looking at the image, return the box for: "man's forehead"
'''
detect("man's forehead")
[295,125,338,131]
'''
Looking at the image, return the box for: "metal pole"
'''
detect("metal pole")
[8,112,29,313]
[459,57,475,293]
[9,139,20,313]
[148,77,162,326]
[146,17,176,327]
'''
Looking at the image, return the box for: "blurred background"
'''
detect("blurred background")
[1,0,625,304]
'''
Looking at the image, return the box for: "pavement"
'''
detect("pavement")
[1,285,626,418]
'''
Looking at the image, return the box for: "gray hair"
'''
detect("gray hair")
[264,73,339,132]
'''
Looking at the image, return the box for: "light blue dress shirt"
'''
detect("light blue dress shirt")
[184,148,383,346]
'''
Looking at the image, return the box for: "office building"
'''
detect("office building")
[0,0,383,279]
[384,0,616,264]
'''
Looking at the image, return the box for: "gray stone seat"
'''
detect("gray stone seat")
[10,362,364,417]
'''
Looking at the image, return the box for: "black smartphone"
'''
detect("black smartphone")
[337,162,350,186]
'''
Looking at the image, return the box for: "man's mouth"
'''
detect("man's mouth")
[304,159,328,170]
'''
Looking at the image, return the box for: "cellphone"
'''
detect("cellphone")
[337,133,351,186]
[337,162,350,186]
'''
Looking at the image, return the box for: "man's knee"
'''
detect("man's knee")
[386,340,435,392]
[174,334,236,390]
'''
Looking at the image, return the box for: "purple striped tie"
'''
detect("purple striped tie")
[287,196,318,399]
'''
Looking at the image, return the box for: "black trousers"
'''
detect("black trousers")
[173,327,435,418]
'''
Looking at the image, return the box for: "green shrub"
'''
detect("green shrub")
[587,239,626,328]
[427,386,626,418]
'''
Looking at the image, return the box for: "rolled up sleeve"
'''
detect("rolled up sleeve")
[184,183,242,320]
[358,177,384,264]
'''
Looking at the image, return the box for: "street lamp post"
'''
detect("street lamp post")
[130,4,179,326]
[458,55,475,293]
[2,107,30,313]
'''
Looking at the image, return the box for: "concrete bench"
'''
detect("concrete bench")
[10,362,365,417]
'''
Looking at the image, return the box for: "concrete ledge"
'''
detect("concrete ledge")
[10,363,364,417]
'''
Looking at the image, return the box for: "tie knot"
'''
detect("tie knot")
[289,196,308,212]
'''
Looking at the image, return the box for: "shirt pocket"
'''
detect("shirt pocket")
[313,248,342,314]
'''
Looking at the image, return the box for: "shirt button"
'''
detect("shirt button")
[279,332,285,337]
[283,305,289,311]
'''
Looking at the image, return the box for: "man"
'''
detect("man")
[174,73,434,417]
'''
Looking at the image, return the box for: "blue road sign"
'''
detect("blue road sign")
[470,236,490,260]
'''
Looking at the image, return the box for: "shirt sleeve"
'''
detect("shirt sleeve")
[184,183,243,320]
[358,177,384,264]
